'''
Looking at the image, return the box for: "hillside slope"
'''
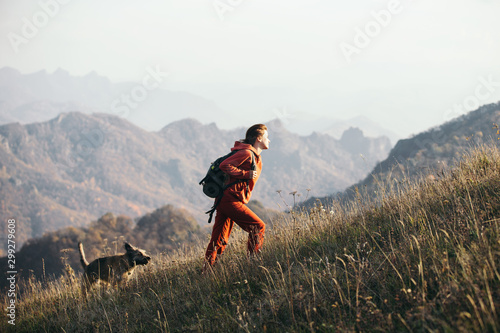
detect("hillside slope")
[306,102,500,206]
[3,143,499,332]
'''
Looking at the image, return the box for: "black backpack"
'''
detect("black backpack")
[199,149,255,223]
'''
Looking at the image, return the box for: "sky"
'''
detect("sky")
[1,0,500,138]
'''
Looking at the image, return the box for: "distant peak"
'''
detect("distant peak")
[268,118,283,127]
[266,118,289,133]
[161,118,203,129]
[53,111,82,120]
[49,111,99,125]
[340,127,365,141]
[85,70,99,77]
[82,70,112,85]
[53,68,70,76]
[344,126,364,135]
[0,66,21,76]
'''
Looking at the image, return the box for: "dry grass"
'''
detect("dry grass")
[2,144,500,332]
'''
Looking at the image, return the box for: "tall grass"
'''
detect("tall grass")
[2,144,500,332]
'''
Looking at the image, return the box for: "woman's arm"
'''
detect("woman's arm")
[220,150,252,179]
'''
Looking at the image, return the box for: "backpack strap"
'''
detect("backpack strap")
[205,195,221,223]
[246,150,255,193]
[205,149,256,223]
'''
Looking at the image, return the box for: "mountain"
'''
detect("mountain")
[282,113,400,144]
[0,66,232,130]
[0,113,391,248]
[0,67,402,138]
[321,115,401,144]
[305,102,500,206]
[339,126,392,163]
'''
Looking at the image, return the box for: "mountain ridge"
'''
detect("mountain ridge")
[0,66,232,130]
[0,66,400,137]
[304,102,500,207]
[0,112,391,248]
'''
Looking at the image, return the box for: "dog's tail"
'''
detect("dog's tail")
[78,242,89,269]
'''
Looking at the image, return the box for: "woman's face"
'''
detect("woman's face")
[257,130,270,150]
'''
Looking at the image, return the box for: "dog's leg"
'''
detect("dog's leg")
[81,276,90,299]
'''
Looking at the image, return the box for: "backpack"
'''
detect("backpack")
[199,149,255,223]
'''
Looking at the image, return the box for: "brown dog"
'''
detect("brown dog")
[78,242,151,295]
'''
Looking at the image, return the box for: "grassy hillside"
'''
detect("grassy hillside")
[2,144,499,332]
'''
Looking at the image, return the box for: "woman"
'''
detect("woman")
[204,124,270,268]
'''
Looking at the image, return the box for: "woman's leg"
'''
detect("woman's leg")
[204,205,234,266]
[223,201,266,255]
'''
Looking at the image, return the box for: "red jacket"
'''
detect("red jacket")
[219,141,262,204]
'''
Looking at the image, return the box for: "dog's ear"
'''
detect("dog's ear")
[124,242,134,251]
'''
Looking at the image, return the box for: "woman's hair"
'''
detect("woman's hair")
[242,124,267,145]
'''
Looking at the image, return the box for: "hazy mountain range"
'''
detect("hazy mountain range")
[0,112,391,247]
[1,101,497,290]
[0,66,233,130]
[0,66,399,140]
[305,102,500,207]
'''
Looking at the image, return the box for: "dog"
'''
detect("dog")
[78,241,151,296]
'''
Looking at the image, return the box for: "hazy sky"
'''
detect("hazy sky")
[1,0,499,138]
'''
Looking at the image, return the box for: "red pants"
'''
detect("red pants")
[205,198,265,266]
